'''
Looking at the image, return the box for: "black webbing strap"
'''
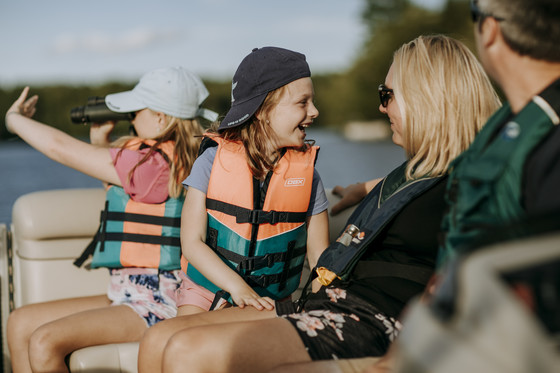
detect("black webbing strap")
[278,241,296,291]
[243,265,302,289]
[104,211,181,227]
[73,238,97,268]
[215,244,306,271]
[206,198,307,225]
[74,200,110,268]
[352,261,433,285]
[101,232,180,246]
[209,289,231,311]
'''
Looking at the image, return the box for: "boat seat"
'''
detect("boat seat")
[4,187,356,372]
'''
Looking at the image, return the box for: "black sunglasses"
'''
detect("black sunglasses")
[470,0,504,23]
[378,84,394,108]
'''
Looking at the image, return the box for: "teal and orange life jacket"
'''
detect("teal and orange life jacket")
[74,139,187,271]
[186,136,319,301]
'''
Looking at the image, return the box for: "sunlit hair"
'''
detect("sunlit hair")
[479,0,560,62]
[391,34,501,180]
[112,110,204,198]
[213,86,312,180]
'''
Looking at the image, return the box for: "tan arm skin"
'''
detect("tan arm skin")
[330,178,382,216]
[5,87,121,186]
[180,187,276,311]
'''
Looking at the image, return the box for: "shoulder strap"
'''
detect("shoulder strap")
[316,176,444,280]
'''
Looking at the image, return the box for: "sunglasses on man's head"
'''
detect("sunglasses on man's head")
[470,0,504,23]
[378,84,394,108]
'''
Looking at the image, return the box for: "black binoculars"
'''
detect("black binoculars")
[70,96,135,124]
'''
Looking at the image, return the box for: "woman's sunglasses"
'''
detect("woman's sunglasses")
[378,84,394,108]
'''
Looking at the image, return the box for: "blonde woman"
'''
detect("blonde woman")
[154,35,500,373]
[5,67,216,373]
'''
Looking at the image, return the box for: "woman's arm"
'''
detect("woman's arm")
[5,87,121,185]
[180,187,275,311]
[330,178,382,216]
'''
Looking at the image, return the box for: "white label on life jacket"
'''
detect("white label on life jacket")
[285,178,305,187]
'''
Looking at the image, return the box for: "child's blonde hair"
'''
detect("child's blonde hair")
[113,110,204,198]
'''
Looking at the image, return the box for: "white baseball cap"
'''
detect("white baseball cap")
[105,66,218,121]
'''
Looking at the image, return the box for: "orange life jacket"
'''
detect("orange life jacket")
[186,136,318,300]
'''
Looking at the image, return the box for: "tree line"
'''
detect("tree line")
[1,1,485,141]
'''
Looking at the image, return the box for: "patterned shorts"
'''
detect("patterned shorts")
[277,287,402,361]
[107,268,181,327]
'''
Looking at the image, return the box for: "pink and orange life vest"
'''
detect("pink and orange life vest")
[74,139,187,271]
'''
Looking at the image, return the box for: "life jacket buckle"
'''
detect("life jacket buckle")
[246,210,283,225]
[254,274,270,288]
[265,253,276,268]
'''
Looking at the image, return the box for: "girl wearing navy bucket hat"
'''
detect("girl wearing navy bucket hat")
[5,67,218,372]
[137,47,330,373]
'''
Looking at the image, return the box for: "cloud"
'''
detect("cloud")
[51,28,182,55]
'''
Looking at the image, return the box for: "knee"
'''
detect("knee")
[139,321,171,354]
[162,329,205,368]
[8,306,32,337]
[7,306,36,350]
[28,324,61,371]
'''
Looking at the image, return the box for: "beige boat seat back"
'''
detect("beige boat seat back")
[4,187,356,372]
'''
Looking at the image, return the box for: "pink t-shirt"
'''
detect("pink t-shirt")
[109,147,170,204]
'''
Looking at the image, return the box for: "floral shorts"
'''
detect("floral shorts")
[276,287,402,361]
[107,268,181,327]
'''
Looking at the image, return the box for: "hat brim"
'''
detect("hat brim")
[218,92,268,131]
[105,91,146,113]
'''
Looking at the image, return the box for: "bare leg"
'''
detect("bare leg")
[267,360,344,373]
[7,295,110,373]
[268,357,383,373]
[162,317,311,373]
[26,303,146,373]
[138,306,275,373]
[138,305,205,373]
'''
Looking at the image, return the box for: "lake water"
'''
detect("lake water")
[0,129,405,224]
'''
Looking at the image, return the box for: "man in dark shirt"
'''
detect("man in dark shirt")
[363,1,560,371]
[439,0,560,263]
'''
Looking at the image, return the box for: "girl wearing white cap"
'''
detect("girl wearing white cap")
[4,66,217,373]
[137,47,330,373]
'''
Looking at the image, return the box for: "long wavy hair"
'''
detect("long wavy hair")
[212,86,313,180]
[112,111,204,198]
[391,34,502,180]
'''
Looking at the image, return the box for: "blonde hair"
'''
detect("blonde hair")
[215,86,312,180]
[112,110,204,198]
[391,34,501,180]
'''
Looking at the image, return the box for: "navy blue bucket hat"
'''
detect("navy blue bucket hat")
[218,47,311,131]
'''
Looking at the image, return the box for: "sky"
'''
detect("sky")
[0,0,445,87]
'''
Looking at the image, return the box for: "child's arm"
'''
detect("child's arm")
[5,87,121,186]
[306,210,330,293]
[180,187,275,311]
[305,210,329,269]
